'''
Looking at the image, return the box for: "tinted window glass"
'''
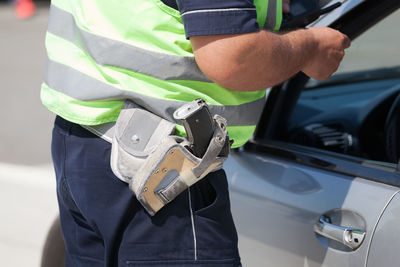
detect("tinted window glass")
[287,10,400,164]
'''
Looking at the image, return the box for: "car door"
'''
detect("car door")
[225,146,399,267]
[225,1,400,266]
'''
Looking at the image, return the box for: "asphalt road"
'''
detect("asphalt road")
[0,4,57,267]
[0,2,53,166]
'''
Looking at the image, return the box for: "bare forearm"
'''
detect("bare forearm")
[191,30,314,91]
[191,28,350,91]
[227,30,316,90]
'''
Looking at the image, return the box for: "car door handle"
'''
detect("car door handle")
[314,215,366,250]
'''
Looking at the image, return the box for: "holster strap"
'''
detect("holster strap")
[192,115,228,178]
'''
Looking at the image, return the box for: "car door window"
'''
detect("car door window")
[286,9,400,164]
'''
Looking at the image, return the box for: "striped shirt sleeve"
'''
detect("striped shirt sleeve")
[176,0,260,38]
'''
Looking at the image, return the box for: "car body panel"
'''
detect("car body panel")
[225,150,399,266]
[366,192,400,267]
[224,2,400,265]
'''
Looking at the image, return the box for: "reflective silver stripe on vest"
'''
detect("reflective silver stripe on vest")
[45,58,265,126]
[47,5,212,83]
[265,0,278,29]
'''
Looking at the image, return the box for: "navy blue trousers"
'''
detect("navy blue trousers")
[51,116,241,267]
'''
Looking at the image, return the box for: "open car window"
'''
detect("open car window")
[307,8,400,87]
[335,10,400,75]
[285,9,400,165]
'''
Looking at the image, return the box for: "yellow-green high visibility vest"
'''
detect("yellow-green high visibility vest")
[41,0,282,148]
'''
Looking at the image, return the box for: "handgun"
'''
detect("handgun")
[173,99,215,158]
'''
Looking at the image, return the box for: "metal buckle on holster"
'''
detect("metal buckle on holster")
[109,99,230,216]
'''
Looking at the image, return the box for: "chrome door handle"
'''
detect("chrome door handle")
[314,215,366,250]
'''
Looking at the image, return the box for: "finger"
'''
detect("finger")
[342,34,351,48]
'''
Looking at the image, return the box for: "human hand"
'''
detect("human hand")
[302,27,351,80]
[283,0,290,14]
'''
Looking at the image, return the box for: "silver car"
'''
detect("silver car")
[226,0,400,266]
[42,0,400,266]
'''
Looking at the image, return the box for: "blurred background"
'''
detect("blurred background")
[0,1,58,266]
[0,0,399,266]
